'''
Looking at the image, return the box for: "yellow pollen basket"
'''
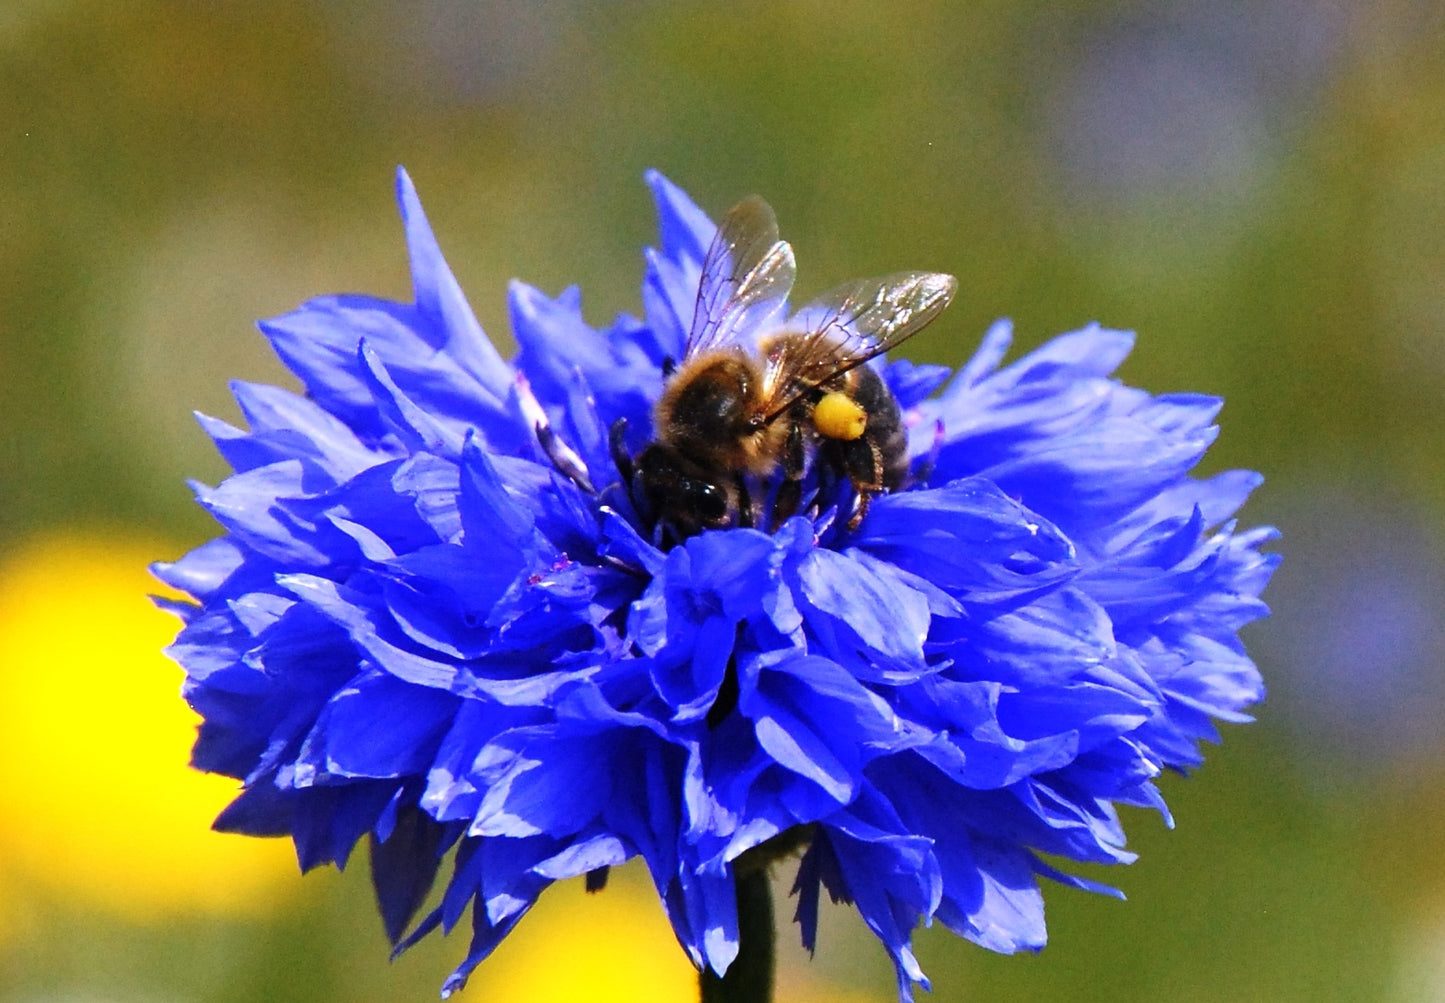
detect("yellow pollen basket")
[813,391,867,440]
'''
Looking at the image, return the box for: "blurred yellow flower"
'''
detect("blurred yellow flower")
[473,866,698,1003]
[0,531,295,920]
[470,866,876,1003]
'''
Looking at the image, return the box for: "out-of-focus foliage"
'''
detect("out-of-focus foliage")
[0,1,1442,1000]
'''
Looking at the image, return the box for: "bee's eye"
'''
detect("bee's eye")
[694,481,728,522]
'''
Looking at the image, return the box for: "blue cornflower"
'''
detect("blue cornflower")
[157,168,1276,1000]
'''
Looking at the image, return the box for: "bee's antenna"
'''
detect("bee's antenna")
[609,418,635,486]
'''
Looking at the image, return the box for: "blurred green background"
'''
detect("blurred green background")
[2,2,1443,1000]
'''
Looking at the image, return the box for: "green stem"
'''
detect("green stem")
[698,865,774,1003]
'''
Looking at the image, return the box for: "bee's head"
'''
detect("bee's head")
[660,354,761,445]
[634,442,734,539]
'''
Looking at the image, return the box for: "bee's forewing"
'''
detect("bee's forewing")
[759,272,957,420]
[686,196,797,359]
[792,272,958,360]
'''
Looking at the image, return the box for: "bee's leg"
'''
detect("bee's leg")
[836,437,885,530]
[735,475,754,529]
[661,356,677,378]
[772,421,807,526]
[773,482,801,527]
[848,487,879,530]
[609,417,634,486]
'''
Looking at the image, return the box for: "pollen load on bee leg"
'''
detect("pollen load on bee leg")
[813,391,868,441]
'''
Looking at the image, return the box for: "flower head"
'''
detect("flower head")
[158,168,1276,999]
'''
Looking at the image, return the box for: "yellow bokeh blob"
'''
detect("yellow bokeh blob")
[472,867,880,1003]
[474,867,699,1003]
[0,530,296,919]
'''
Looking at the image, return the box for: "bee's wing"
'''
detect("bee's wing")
[685,196,797,359]
[761,271,957,419]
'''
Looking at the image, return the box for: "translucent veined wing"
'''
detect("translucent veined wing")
[684,196,797,359]
[761,271,957,420]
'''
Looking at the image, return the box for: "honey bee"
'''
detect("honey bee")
[611,194,957,542]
